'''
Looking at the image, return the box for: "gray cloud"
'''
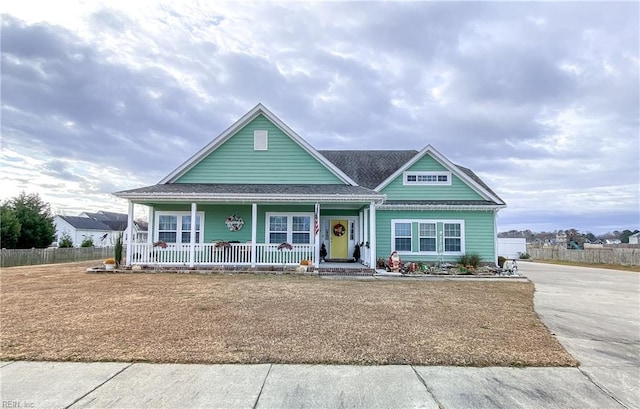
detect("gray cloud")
[1,2,638,233]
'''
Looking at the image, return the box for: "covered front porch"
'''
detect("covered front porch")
[116,184,385,269]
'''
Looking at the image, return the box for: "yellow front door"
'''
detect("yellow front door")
[330,219,348,259]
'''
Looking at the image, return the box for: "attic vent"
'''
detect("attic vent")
[254,130,268,150]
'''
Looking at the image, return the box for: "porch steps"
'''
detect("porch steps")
[318,268,375,277]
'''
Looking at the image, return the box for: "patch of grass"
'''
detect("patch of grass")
[0,261,577,367]
[533,259,640,272]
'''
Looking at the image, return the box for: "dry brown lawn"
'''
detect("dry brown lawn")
[1,261,576,366]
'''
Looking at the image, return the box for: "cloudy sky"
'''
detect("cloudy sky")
[1,1,638,234]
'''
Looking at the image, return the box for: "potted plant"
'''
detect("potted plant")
[299,259,312,271]
[320,243,327,262]
[104,258,116,270]
[353,243,361,262]
[114,233,123,267]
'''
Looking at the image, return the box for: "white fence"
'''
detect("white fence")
[129,243,315,266]
[1,247,114,268]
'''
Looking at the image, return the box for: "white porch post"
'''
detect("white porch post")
[314,203,320,268]
[147,206,154,244]
[363,208,369,248]
[368,202,377,268]
[126,201,134,266]
[189,203,197,268]
[494,209,499,265]
[359,210,364,244]
[251,203,257,267]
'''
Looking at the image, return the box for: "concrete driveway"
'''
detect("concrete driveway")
[519,261,640,409]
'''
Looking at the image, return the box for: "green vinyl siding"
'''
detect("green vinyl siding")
[381,154,484,201]
[176,114,344,184]
[376,209,496,263]
[151,204,253,243]
[256,205,315,243]
[150,204,322,244]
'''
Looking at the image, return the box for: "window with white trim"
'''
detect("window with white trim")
[394,222,412,252]
[392,219,464,255]
[403,171,451,185]
[444,223,461,252]
[156,212,204,244]
[419,222,436,252]
[267,213,313,244]
[254,130,268,150]
[291,216,310,244]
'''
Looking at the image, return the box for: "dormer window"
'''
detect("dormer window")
[403,171,451,185]
[254,130,268,150]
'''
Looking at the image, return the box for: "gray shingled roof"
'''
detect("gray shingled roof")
[319,150,503,203]
[115,183,382,197]
[319,150,418,189]
[84,211,128,222]
[58,216,111,230]
[101,220,128,231]
[382,200,498,206]
[114,151,503,205]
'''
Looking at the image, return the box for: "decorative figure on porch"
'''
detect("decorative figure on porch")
[389,251,401,272]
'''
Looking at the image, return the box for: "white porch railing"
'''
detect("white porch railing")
[256,243,314,265]
[128,242,315,266]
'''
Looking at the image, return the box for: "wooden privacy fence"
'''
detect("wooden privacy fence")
[1,247,114,268]
[527,246,640,266]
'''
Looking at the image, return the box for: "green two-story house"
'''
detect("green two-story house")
[114,104,505,269]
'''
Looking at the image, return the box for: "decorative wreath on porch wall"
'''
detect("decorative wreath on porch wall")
[333,223,346,237]
[225,215,244,231]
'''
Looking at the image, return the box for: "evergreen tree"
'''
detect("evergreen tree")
[8,192,55,248]
[1,203,21,248]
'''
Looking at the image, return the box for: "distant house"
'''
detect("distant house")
[114,103,506,268]
[53,211,147,247]
[628,232,639,244]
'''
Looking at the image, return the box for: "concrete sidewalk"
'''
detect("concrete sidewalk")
[0,361,624,409]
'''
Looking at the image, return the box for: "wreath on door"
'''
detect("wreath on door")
[333,223,346,237]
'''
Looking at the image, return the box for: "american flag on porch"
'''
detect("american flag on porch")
[314,203,320,235]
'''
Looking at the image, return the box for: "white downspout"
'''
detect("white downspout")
[126,201,134,266]
[189,203,197,268]
[369,202,377,268]
[494,209,499,265]
[251,203,257,267]
[363,208,369,266]
[314,203,320,269]
[147,206,154,244]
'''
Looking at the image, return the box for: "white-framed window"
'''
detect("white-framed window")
[419,222,437,252]
[394,222,412,252]
[444,223,462,252]
[266,212,314,244]
[403,171,451,186]
[391,219,464,255]
[254,130,268,150]
[155,212,204,244]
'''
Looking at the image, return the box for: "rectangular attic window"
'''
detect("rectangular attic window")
[403,171,451,185]
[254,130,268,150]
